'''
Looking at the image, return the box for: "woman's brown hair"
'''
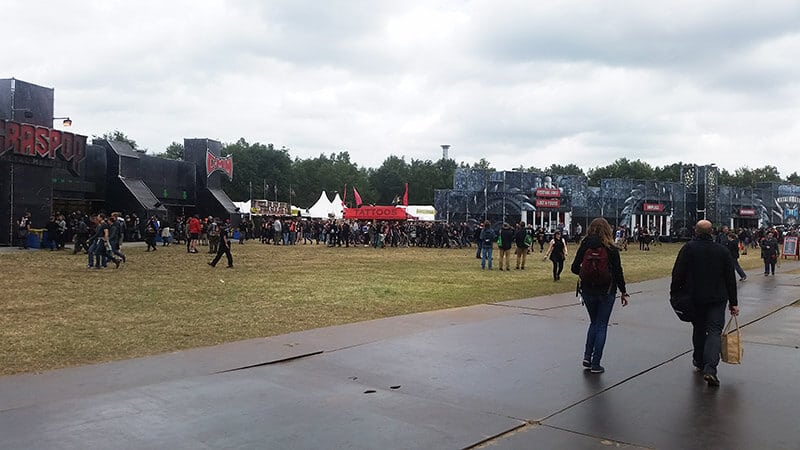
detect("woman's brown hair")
[585,217,614,248]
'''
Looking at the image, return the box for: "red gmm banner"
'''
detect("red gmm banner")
[206,151,233,179]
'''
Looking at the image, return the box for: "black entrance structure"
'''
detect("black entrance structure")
[1,78,238,246]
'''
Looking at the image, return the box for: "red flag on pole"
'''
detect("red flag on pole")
[403,183,409,206]
[353,187,363,207]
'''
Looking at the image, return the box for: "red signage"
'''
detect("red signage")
[535,198,561,208]
[643,203,665,212]
[0,120,87,176]
[343,206,409,220]
[535,187,560,197]
[206,151,233,179]
[739,208,756,217]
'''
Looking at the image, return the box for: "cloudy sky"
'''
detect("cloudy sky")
[7,1,800,175]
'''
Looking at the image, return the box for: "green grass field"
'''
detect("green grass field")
[0,241,765,375]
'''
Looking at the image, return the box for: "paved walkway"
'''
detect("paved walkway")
[1,260,799,449]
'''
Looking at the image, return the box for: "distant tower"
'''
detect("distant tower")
[441,144,450,160]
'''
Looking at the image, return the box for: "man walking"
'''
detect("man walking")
[208,218,234,268]
[670,220,739,387]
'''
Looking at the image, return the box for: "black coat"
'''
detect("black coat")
[499,227,515,250]
[670,234,737,306]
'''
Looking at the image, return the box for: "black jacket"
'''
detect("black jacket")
[499,226,514,250]
[514,228,529,248]
[670,234,737,306]
[571,235,626,295]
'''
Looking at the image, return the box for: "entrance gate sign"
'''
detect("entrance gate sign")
[0,119,87,176]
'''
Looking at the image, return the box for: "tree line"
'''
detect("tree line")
[98,131,800,206]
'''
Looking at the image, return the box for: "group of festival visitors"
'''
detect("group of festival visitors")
[554,217,787,385]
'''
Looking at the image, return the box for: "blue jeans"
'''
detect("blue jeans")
[583,292,616,368]
[87,239,107,267]
[692,301,726,375]
[481,245,493,269]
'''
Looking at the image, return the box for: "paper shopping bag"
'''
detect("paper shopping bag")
[720,315,742,364]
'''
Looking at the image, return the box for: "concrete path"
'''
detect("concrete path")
[1,261,799,449]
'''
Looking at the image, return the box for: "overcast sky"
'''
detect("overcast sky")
[7,1,800,175]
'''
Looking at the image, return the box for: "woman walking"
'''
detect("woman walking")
[543,230,568,281]
[571,218,629,374]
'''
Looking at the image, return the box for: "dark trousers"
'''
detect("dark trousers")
[475,241,482,258]
[763,258,776,274]
[73,234,90,253]
[692,301,727,376]
[551,258,564,280]
[210,240,233,267]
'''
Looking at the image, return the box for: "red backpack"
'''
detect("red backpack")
[579,246,612,289]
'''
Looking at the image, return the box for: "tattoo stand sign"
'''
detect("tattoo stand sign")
[782,236,799,260]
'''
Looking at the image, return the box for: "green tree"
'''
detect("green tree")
[652,163,684,182]
[587,158,655,186]
[786,172,800,184]
[221,138,292,202]
[154,141,184,160]
[369,156,411,204]
[98,130,141,151]
[545,163,585,176]
[723,166,782,187]
[291,152,373,208]
[406,158,457,204]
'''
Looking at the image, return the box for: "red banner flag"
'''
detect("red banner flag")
[206,151,233,179]
[353,187,363,207]
[403,182,409,206]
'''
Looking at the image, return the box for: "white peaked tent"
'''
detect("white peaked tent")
[330,193,344,219]
[306,191,333,218]
[233,200,251,215]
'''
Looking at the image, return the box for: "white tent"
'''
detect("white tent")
[233,200,251,215]
[402,205,436,221]
[306,191,333,218]
[330,193,344,219]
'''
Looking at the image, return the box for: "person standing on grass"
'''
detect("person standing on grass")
[514,221,531,270]
[760,230,779,276]
[474,222,483,259]
[543,230,568,281]
[45,215,59,251]
[144,217,158,252]
[670,219,738,387]
[187,215,201,253]
[208,217,220,253]
[208,218,234,268]
[73,215,90,254]
[479,220,497,270]
[17,211,31,249]
[108,213,127,262]
[497,222,515,271]
[571,218,629,374]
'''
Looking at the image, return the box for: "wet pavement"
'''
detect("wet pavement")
[1,262,799,449]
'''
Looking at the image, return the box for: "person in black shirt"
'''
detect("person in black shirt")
[544,230,568,281]
[208,219,234,268]
[45,216,59,251]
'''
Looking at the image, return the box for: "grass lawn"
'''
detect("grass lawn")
[0,240,765,375]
